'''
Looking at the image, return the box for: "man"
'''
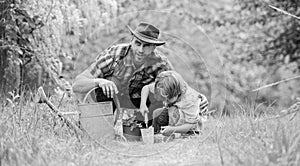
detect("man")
[72,22,173,125]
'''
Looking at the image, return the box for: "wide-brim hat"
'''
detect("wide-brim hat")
[127,22,165,46]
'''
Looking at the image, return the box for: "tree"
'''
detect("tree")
[0,0,40,94]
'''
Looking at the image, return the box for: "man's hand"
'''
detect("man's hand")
[98,79,118,98]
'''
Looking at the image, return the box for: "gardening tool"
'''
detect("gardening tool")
[140,112,154,144]
[37,87,83,137]
[144,112,148,128]
[140,127,154,144]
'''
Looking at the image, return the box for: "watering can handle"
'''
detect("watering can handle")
[82,87,122,125]
[82,87,98,104]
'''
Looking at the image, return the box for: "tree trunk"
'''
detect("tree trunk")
[0,1,9,95]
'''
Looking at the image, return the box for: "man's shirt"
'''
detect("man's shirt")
[88,43,173,98]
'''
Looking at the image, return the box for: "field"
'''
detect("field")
[1,92,300,166]
[2,0,300,165]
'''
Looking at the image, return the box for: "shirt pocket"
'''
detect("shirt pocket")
[141,69,155,84]
[112,60,125,77]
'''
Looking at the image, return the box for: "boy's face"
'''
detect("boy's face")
[166,95,178,104]
[131,37,156,64]
[155,92,179,104]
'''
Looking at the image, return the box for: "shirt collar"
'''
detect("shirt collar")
[125,49,134,67]
[127,48,154,70]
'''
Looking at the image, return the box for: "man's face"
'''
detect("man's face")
[131,37,156,63]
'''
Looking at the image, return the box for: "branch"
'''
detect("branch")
[258,98,300,122]
[43,0,54,24]
[268,4,300,20]
[252,75,300,92]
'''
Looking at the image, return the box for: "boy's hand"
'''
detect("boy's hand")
[139,105,149,117]
[161,126,174,136]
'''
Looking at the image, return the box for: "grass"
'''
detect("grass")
[1,91,300,166]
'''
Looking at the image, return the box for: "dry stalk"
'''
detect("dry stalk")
[252,75,300,92]
[217,128,224,166]
[258,98,300,122]
[268,5,300,20]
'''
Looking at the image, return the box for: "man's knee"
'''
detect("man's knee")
[153,108,165,118]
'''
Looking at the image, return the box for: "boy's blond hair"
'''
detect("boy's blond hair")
[154,71,187,100]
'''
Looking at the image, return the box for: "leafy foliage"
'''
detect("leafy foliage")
[214,0,300,109]
[0,0,117,95]
[0,0,42,93]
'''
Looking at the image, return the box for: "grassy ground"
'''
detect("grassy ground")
[1,93,300,166]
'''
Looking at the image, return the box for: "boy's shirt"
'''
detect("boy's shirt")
[168,86,208,130]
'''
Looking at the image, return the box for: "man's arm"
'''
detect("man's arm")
[73,69,103,93]
[72,46,119,98]
[72,69,118,98]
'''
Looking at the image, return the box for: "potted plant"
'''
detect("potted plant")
[122,109,143,141]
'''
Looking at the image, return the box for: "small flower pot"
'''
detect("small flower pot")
[123,125,141,141]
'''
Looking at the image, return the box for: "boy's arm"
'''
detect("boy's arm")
[139,83,155,116]
[140,83,155,108]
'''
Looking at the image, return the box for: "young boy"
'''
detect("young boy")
[139,71,208,136]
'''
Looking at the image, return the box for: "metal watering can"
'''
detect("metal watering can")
[37,87,115,141]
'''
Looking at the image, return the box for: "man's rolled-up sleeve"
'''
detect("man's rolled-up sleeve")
[199,94,209,115]
[88,48,115,78]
